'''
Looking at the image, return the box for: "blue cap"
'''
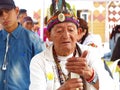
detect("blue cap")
[0,0,16,9]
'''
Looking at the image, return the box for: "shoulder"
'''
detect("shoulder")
[85,34,101,41]
[77,43,96,52]
[84,34,102,47]
[22,28,43,42]
[22,27,34,36]
[31,45,53,65]
[32,44,53,60]
[0,30,3,39]
[77,43,101,64]
[0,30,2,34]
[21,26,45,48]
[77,43,98,57]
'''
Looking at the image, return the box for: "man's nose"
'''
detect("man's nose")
[62,30,70,38]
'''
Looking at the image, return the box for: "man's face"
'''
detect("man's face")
[48,22,79,56]
[55,0,59,3]
[0,7,19,31]
[20,13,27,24]
[22,21,33,30]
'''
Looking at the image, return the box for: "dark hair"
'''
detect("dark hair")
[111,37,120,66]
[19,9,27,14]
[23,16,33,23]
[78,17,88,44]
[110,25,120,41]
[44,16,48,25]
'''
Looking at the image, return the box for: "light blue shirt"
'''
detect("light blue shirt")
[0,24,45,90]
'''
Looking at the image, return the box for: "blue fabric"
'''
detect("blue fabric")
[0,24,45,90]
[58,0,62,10]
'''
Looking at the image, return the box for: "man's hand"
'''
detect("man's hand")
[57,78,83,90]
[66,50,93,80]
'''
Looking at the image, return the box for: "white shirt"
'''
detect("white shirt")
[29,44,115,90]
[83,33,104,57]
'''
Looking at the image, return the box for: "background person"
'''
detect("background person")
[32,21,40,36]
[0,0,45,90]
[0,24,3,30]
[109,25,120,57]
[111,36,120,67]
[17,8,27,24]
[77,17,104,58]
[22,16,34,31]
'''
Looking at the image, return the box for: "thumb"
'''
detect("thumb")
[81,50,88,58]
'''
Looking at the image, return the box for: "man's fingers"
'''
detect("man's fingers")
[81,50,88,58]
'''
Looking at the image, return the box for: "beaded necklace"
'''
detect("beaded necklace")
[53,44,86,90]
[53,46,75,85]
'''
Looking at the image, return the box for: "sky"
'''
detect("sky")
[13,0,115,18]
[14,0,44,18]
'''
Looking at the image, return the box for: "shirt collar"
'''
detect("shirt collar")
[2,24,23,40]
[45,44,79,62]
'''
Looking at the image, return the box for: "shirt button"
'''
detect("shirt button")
[3,80,6,84]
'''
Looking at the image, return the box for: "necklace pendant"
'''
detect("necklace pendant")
[2,65,7,70]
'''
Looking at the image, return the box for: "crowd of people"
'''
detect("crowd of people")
[0,0,119,90]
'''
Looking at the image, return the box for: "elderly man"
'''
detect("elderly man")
[29,2,114,90]
[0,0,45,90]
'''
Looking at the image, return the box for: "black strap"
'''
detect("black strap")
[76,44,86,90]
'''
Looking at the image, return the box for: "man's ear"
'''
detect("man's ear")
[15,7,19,16]
[83,29,87,36]
[77,28,85,41]
[78,28,82,35]
[46,30,52,41]
[77,28,82,41]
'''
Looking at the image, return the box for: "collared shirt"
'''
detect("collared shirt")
[0,24,45,90]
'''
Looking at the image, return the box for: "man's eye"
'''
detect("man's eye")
[0,9,11,16]
[0,11,3,16]
[56,31,62,33]
[56,29,62,33]
[4,9,10,13]
[68,29,74,32]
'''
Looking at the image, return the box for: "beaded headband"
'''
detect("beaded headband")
[47,12,79,32]
[47,0,79,32]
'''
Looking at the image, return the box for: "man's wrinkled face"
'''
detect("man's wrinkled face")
[48,22,79,55]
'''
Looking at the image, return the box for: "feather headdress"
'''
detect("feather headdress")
[47,0,79,32]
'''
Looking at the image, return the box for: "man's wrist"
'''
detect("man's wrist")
[86,68,94,82]
[86,69,98,84]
